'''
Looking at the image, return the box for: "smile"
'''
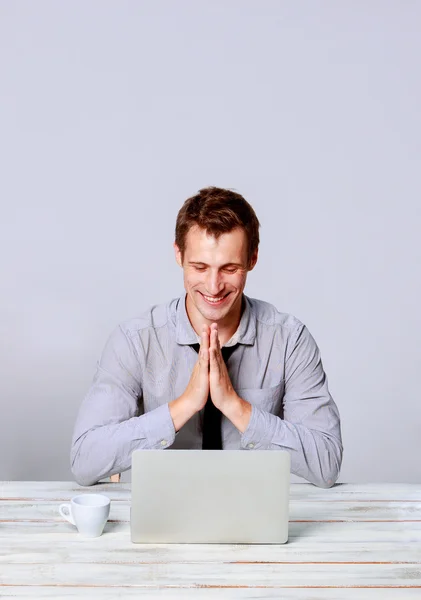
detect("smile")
[200,293,230,306]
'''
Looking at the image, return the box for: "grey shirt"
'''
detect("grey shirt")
[71,294,343,488]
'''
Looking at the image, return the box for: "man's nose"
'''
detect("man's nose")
[205,271,224,295]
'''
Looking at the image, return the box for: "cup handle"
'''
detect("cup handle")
[59,503,76,526]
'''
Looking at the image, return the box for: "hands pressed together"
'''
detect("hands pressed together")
[170,323,252,434]
[186,323,237,412]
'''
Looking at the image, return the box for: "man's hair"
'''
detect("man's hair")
[175,186,260,267]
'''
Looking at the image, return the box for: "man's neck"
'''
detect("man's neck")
[185,293,244,347]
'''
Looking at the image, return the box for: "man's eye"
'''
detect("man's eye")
[193,266,237,273]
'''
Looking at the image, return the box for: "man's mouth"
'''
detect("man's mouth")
[199,292,230,306]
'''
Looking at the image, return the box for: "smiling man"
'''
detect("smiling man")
[71,187,343,488]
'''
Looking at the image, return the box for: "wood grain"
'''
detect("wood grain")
[2,499,420,522]
[1,562,421,586]
[0,482,420,597]
[3,588,421,599]
[1,481,421,501]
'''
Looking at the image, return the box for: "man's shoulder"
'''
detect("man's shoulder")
[247,295,304,333]
[117,296,178,339]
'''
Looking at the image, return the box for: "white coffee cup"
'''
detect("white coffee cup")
[59,494,110,538]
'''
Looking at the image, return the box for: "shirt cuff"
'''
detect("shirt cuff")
[142,403,176,449]
[240,405,280,449]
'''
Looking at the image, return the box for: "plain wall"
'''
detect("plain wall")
[1,0,420,484]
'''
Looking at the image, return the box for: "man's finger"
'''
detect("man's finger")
[200,324,209,363]
[210,330,216,359]
[209,326,218,365]
[210,346,220,375]
[215,326,220,350]
[210,325,220,355]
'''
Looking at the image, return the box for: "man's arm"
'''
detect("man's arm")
[224,324,343,488]
[70,325,177,486]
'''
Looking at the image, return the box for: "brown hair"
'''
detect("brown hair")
[175,186,260,267]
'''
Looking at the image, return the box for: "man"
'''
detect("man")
[71,187,343,488]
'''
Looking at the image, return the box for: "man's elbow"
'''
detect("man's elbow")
[310,463,340,489]
[70,443,101,487]
[71,465,99,487]
[316,472,339,489]
[317,439,343,488]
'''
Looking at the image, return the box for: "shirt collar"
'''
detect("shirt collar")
[175,293,256,347]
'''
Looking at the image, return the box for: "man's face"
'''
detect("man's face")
[174,225,257,325]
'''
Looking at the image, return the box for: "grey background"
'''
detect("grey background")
[1,1,420,484]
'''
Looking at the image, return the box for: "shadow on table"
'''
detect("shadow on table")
[103,521,128,534]
[102,520,317,544]
[287,520,321,542]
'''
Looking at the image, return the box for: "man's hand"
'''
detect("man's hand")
[208,323,237,411]
[170,323,252,434]
[209,323,252,433]
[183,324,211,411]
[169,324,210,431]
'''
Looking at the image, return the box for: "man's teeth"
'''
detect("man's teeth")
[203,294,225,303]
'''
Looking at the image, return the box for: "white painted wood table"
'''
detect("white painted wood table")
[0,482,420,598]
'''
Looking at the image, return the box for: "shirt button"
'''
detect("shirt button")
[160,440,167,446]
[248,443,255,449]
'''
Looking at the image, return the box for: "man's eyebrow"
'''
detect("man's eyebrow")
[188,261,244,268]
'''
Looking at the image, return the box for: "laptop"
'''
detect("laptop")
[130,449,290,544]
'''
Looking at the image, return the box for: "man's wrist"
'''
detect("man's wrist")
[168,394,198,432]
[220,394,252,433]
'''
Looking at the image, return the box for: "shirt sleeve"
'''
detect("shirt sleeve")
[70,325,176,486]
[240,323,343,488]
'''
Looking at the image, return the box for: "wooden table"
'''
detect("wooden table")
[0,481,420,598]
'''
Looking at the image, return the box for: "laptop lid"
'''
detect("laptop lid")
[131,449,290,544]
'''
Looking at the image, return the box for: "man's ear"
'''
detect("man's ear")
[248,249,258,271]
[174,243,183,268]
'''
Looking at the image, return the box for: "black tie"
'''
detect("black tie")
[191,343,237,449]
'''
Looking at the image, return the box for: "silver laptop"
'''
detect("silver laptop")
[131,449,290,544]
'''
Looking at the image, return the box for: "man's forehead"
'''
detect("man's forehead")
[184,227,245,259]
[185,225,246,248]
